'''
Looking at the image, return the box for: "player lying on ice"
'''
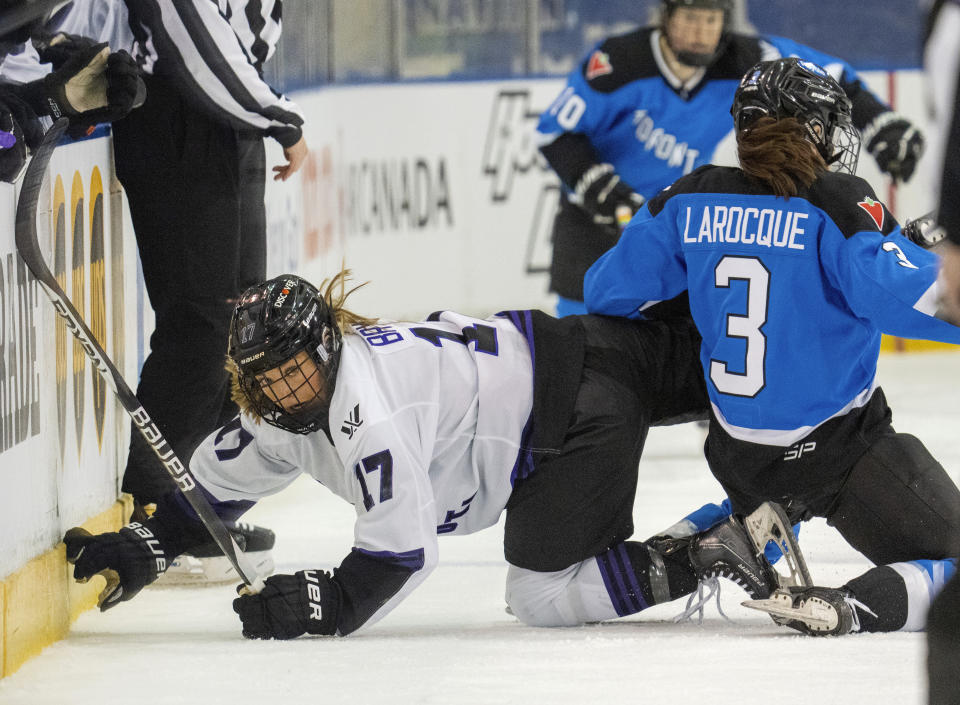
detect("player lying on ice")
[584,57,960,636]
[64,270,950,638]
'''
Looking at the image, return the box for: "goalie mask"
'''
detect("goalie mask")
[731,57,861,175]
[228,274,342,435]
[661,0,733,67]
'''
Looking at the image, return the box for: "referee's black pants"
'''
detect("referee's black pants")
[928,568,960,705]
[112,75,267,504]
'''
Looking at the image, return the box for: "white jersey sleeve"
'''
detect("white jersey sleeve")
[188,412,334,502]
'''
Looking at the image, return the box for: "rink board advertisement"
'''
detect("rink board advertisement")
[264,80,564,319]
[264,71,936,320]
[0,134,137,580]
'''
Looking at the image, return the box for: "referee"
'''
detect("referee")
[924,2,960,702]
[112,1,308,526]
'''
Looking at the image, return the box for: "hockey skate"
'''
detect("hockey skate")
[155,521,276,586]
[741,501,811,589]
[742,586,863,636]
[688,515,778,599]
[673,514,779,623]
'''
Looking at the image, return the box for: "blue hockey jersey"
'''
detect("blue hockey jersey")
[537,29,891,201]
[584,166,960,444]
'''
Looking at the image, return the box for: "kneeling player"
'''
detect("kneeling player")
[60,272,941,638]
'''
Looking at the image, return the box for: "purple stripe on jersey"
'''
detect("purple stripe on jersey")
[509,415,536,486]
[352,547,425,571]
[502,310,537,486]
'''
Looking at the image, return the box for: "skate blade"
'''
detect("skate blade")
[154,551,274,586]
[743,501,812,589]
[741,594,836,630]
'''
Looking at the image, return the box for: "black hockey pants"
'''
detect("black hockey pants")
[705,388,960,565]
[112,75,267,503]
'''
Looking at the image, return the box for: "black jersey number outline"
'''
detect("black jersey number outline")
[213,416,254,461]
[354,449,394,511]
[709,256,769,398]
[410,323,499,355]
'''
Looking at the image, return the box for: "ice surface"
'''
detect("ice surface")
[1,352,956,705]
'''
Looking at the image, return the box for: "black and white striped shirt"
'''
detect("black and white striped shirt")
[126,0,304,147]
[925,0,960,245]
[10,0,306,146]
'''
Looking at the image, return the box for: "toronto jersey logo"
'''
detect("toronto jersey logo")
[857,197,885,230]
[341,404,363,439]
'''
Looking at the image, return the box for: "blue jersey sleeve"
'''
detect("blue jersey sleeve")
[821,226,960,344]
[764,36,862,86]
[583,202,687,318]
[763,35,889,127]
[537,46,618,145]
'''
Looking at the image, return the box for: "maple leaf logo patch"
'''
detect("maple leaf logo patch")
[857,197,885,230]
[586,51,613,80]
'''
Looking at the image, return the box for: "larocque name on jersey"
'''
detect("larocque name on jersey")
[681,205,809,250]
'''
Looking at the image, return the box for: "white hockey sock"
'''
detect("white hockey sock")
[886,559,958,632]
[504,560,620,627]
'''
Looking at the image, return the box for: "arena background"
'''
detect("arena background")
[0,0,953,681]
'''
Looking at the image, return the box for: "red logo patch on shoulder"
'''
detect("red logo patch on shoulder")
[857,197,885,230]
[586,51,613,80]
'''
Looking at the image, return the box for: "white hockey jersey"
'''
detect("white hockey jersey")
[189,311,534,632]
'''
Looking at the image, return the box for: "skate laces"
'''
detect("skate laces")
[843,595,876,633]
[673,576,732,624]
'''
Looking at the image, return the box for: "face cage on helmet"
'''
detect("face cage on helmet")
[823,118,861,175]
[237,336,340,435]
[776,70,859,175]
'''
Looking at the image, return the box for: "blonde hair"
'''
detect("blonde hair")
[228,264,377,422]
[318,264,378,333]
[737,117,828,198]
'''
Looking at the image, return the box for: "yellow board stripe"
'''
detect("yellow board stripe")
[1,496,132,678]
[880,335,960,353]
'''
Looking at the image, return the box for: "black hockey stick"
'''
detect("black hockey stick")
[15,118,264,592]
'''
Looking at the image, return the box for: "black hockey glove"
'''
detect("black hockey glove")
[65,49,145,135]
[33,32,100,70]
[574,163,645,230]
[22,38,146,136]
[63,522,169,611]
[902,212,947,249]
[40,40,111,119]
[232,569,340,639]
[864,113,925,183]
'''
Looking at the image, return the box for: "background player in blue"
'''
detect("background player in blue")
[538,0,925,317]
[585,57,960,635]
[59,271,787,637]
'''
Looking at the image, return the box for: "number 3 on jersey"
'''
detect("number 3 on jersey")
[710,256,769,398]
